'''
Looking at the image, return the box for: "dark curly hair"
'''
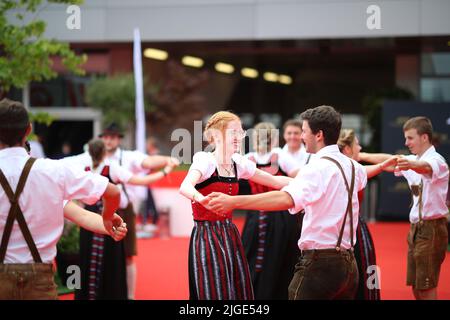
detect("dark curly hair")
[300,105,342,146]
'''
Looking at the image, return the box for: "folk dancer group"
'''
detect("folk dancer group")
[0,98,448,300]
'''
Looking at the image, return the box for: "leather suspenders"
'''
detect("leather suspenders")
[321,156,356,251]
[0,158,42,263]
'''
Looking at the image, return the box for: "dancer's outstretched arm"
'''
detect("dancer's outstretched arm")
[396,156,433,175]
[128,163,176,186]
[142,155,180,171]
[249,168,293,190]
[207,191,294,216]
[365,155,398,179]
[64,201,127,241]
[359,152,393,164]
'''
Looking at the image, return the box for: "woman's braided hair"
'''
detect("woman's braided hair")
[204,111,240,145]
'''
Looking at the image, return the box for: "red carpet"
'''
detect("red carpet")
[368,222,450,300]
[61,219,450,300]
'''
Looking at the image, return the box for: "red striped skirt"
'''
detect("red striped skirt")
[188,219,254,300]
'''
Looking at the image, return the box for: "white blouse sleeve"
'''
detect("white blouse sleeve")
[110,162,133,184]
[354,160,368,192]
[127,150,148,173]
[277,149,301,175]
[232,153,257,180]
[188,152,215,183]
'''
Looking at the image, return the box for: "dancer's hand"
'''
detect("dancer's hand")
[104,213,126,240]
[380,155,398,171]
[169,157,180,167]
[396,155,411,171]
[111,224,127,241]
[111,221,128,242]
[195,193,214,211]
[197,196,213,210]
[163,164,174,175]
[208,192,233,217]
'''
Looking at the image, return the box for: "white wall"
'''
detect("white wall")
[20,0,450,42]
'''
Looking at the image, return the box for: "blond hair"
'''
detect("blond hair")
[204,111,240,144]
[337,129,356,152]
[253,122,277,154]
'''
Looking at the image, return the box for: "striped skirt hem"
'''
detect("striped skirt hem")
[189,219,254,300]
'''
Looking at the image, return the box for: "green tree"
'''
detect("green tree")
[86,73,157,129]
[28,111,55,141]
[0,0,86,96]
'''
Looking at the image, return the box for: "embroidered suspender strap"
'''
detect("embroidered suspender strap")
[321,156,356,250]
[418,179,423,223]
[0,157,42,263]
[410,179,424,224]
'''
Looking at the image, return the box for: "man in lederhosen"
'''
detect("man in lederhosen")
[0,98,122,300]
[206,105,395,299]
[360,116,449,300]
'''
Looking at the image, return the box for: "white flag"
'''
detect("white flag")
[133,27,146,153]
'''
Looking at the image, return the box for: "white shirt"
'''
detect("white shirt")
[61,149,147,209]
[104,148,148,208]
[89,162,133,209]
[0,147,109,264]
[60,151,91,169]
[28,141,45,159]
[282,145,367,250]
[394,146,449,224]
[246,148,300,176]
[189,152,256,183]
[282,144,314,168]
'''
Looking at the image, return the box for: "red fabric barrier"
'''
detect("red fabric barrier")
[151,170,188,188]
